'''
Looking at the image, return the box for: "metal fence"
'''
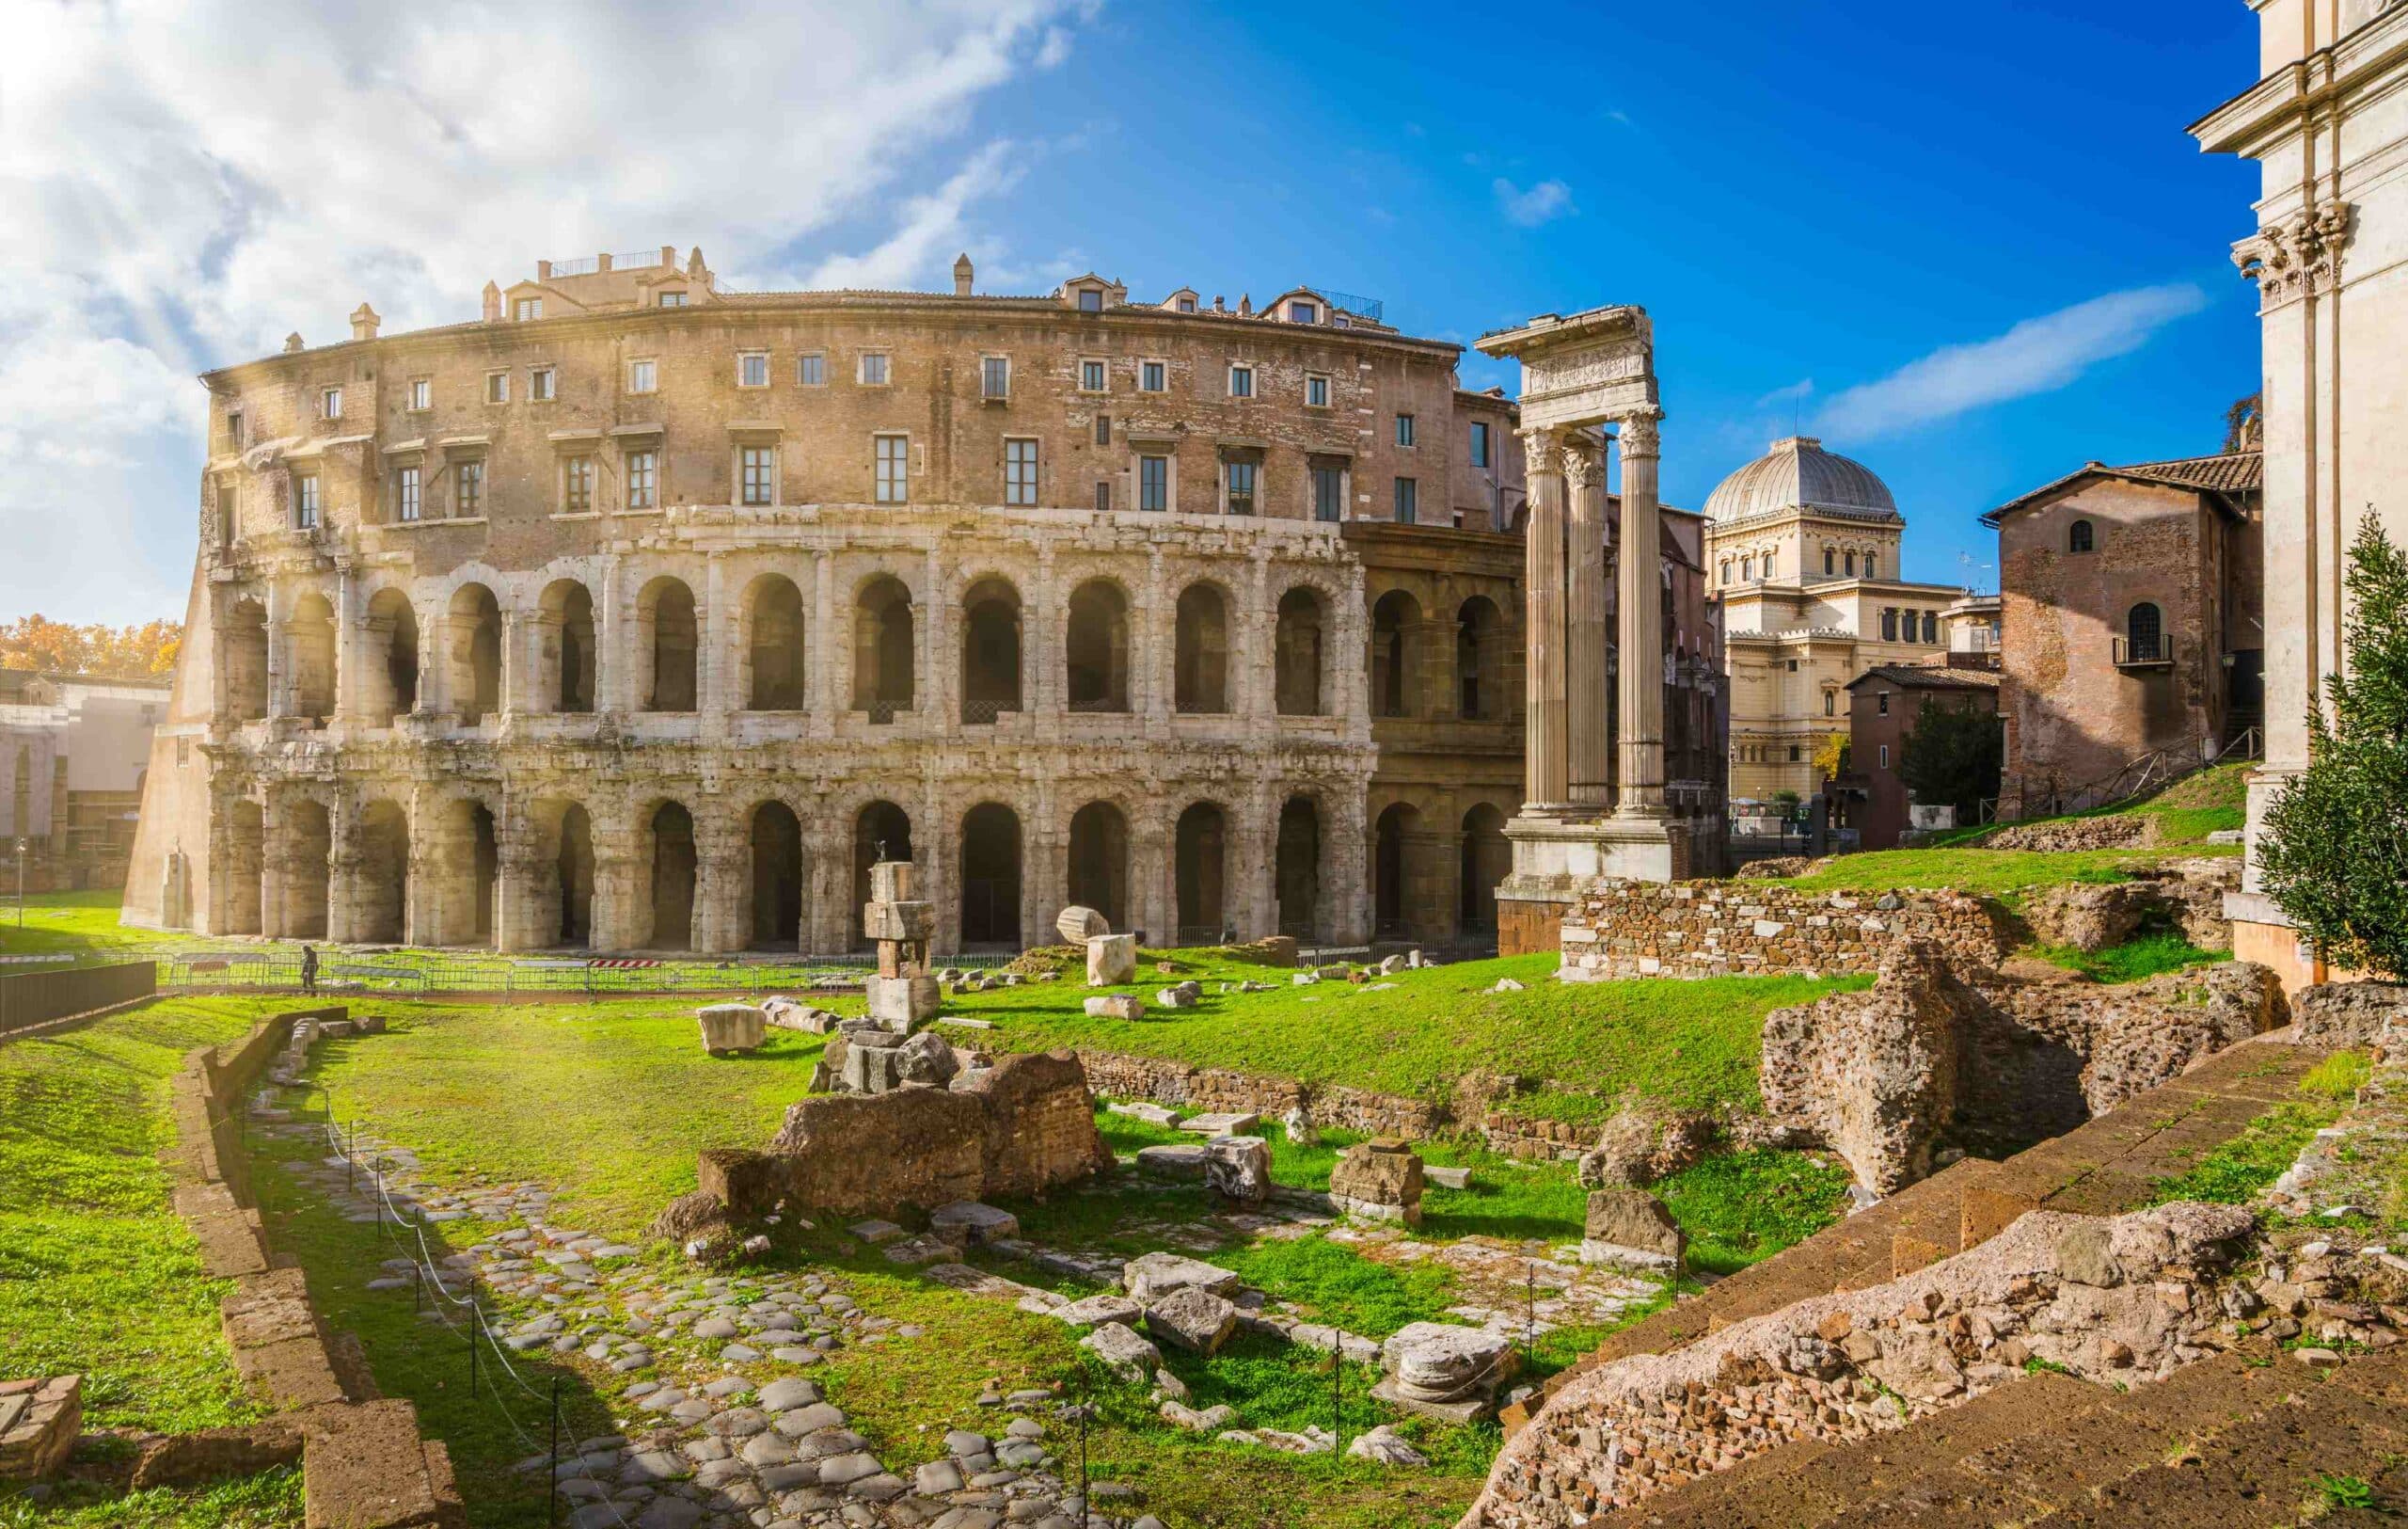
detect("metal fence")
[0,961,156,1035]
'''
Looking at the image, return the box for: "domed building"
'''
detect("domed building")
[1702,437,1976,804]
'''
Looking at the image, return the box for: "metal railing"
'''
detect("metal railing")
[1989,726,2261,823]
[547,256,599,277]
[959,695,1018,725]
[0,961,155,1035]
[1307,286,1385,324]
[2111,635,2172,668]
[612,250,667,269]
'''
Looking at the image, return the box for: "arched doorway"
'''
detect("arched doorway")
[1175,803,1227,944]
[958,803,1022,949]
[1066,802,1129,931]
[1373,802,1419,939]
[1459,804,1510,935]
[639,577,699,712]
[554,803,594,948]
[854,578,915,722]
[1275,587,1325,716]
[282,799,332,939]
[540,579,595,713]
[1174,583,1229,713]
[645,802,696,949]
[747,576,808,710]
[1065,581,1130,713]
[356,799,410,944]
[449,584,502,725]
[224,798,264,935]
[365,588,419,723]
[1456,596,1502,721]
[960,576,1022,725]
[1371,590,1422,719]
[851,801,913,948]
[749,801,804,950]
[1275,796,1320,942]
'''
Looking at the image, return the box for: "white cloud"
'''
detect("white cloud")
[1494,177,1574,227]
[1754,377,1814,408]
[0,0,1089,623]
[1814,283,2210,441]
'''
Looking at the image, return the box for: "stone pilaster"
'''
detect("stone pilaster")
[692,809,747,954]
[1614,409,1666,818]
[1518,426,1569,811]
[1563,438,1610,808]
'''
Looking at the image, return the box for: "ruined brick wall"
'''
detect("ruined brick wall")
[1069,1049,1446,1138]
[1557,880,2005,980]
[962,1050,1117,1198]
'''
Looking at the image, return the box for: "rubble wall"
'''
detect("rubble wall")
[1558,881,2006,980]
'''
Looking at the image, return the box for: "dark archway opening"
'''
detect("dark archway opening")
[1067,802,1129,932]
[961,577,1022,725]
[1175,802,1228,944]
[555,804,594,948]
[749,577,809,710]
[1374,802,1418,939]
[646,802,696,950]
[958,803,1022,949]
[356,799,410,944]
[1174,584,1229,713]
[852,801,913,948]
[1275,587,1324,716]
[749,801,805,950]
[1065,581,1130,713]
[854,578,915,722]
[1459,804,1510,934]
[1275,796,1320,942]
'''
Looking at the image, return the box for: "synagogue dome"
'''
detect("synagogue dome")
[1703,436,1899,523]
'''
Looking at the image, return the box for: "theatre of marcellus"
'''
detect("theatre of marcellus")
[123,251,1726,958]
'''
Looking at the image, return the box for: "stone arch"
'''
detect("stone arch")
[223,597,269,722]
[1174,800,1228,944]
[853,576,915,719]
[1373,800,1421,939]
[538,578,597,713]
[960,575,1022,725]
[642,799,697,949]
[743,573,809,711]
[281,796,332,939]
[1370,588,1424,719]
[1173,581,1230,714]
[746,798,806,951]
[852,800,913,948]
[1455,594,1505,721]
[1275,585,1327,717]
[958,801,1022,949]
[427,795,499,947]
[1275,794,1322,942]
[447,582,503,725]
[1065,579,1131,713]
[353,798,411,944]
[637,576,699,712]
[534,799,596,948]
[287,592,338,723]
[1459,802,1511,935]
[1066,800,1131,932]
[363,586,420,723]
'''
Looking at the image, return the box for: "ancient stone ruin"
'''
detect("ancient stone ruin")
[695,1002,766,1055]
[1328,1138,1426,1226]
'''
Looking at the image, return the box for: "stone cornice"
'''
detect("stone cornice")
[2190,2,2408,154]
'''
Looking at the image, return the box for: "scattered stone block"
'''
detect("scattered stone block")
[868,862,917,904]
[696,1005,767,1056]
[1177,1111,1258,1137]
[1280,1107,1320,1146]
[1203,1135,1271,1204]
[1425,1165,1472,1191]
[0,1376,79,1481]
[1085,933,1137,986]
[848,1220,906,1245]
[1155,981,1202,1010]
[1057,905,1112,944]
[863,975,942,1033]
[1122,1251,1241,1302]
[893,1030,958,1088]
[1376,1323,1516,1423]
[881,1235,956,1266]
[1134,1144,1208,1179]
[1080,1321,1162,1382]
[1491,978,1525,993]
[1085,994,1146,1021]
[1329,1139,1425,1226]
[1054,1294,1143,1328]
[929,1202,1020,1248]
[1348,1424,1430,1467]
[1106,1100,1182,1128]
[1144,1286,1239,1355]
[1579,1187,1685,1273]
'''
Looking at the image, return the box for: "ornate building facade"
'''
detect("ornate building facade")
[2193,0,2408,990]
[124,248,1571,953]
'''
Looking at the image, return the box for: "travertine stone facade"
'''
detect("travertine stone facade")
[124,251,1548,952]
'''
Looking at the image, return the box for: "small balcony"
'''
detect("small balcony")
[2111,636,2173,671]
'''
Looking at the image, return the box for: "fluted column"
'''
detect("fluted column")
[1517,426,1569,810]
[1615,409,1666,818]
[1564,438,1610,808]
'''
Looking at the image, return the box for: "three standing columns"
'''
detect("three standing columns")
[1514,408,1666,820]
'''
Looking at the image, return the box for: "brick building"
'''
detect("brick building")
[1982,452,2262,818]
[124,247,1717,953]
[1835,663,2001,850]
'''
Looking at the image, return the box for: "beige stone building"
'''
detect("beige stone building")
[123,247,1557,953]
[1703,437,1972,802]
[2193,0,2408,989]
[2,669,170,892]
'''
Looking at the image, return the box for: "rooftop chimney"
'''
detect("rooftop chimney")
[953,251,974,296]
[350,303,380,342]
[1238,293,1254,316]
[482,281,501,322]
[284,332,305,354]
[596,251,613,273]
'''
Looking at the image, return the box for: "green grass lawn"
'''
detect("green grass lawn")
[0,996,296,1436]
[954,951,1861,1124]
[2028,931,2234,984]
[1765,846,2232,896]
[2149,1051,2370,1206]
[0,889,204,956]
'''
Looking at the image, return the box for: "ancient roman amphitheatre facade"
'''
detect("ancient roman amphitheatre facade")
[124,248,1536,954]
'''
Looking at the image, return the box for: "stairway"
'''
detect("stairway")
[1596,1339,2408,1527]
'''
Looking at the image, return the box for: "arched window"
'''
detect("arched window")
[959,576,1022,725]
[1863,551,1878,580]
[2068,519,2095,553]
[1173,583,1230,713]
[1844,550,1856,576]
[1823,548,1835,576]
[2126,602,2163,662]
[1065,581,1131,713]
[853,578,915,721]
[1740,555,1753,581]
[1455,596,1502,720]
[636,577,698,712]
[1275,588,1326,716]
[1921,611,1938,644]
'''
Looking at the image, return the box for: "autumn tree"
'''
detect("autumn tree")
[0,614,183,677]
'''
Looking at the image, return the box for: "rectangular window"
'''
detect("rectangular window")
[1140,455,1168,512]
[798,352,826,387]
[1393,476,1418,523]
[1311,466,1344,523]
[530,367,556,402]
[217,481,237,546]
[395,465,420,522]
[1470,422,1491,468]
[657,291,686,309]
[1395,413,1416,447]
[1081,359,1106,392]
[485,372,509,404]
[1881,608,1898,641]
[626,449,657,510]
[1228,365,1254,399]
[859,352,890,386]
[1879,742,1891,770]
[1094,481,1111,513]
[1306,374,1330,408]
[226,413,246,450]
[1141,360,1165,392]
[407,378,431,411]
[1094,415,1111,447]
[322,387,343,420]
[562,455,594,515]
[981,355,1010,400]
[293,474,320,529]
[628,358,657,393]
[739,446,774,506]
[1176,296,1197,313]
[737,352,769,389]
[1877,692,1892,716]
[513,296,542,321]
[1226,460,1257,516]
[1005,438,1038,505]
[1078,288,1103,312]
[875,435,908,503]
[1823,691,1835,717]
[455,459,483,518]
[1290,299,1318,324]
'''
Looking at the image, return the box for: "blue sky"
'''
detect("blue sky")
[0,0,2263,620]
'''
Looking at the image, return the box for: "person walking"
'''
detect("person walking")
[300,943,319,996]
